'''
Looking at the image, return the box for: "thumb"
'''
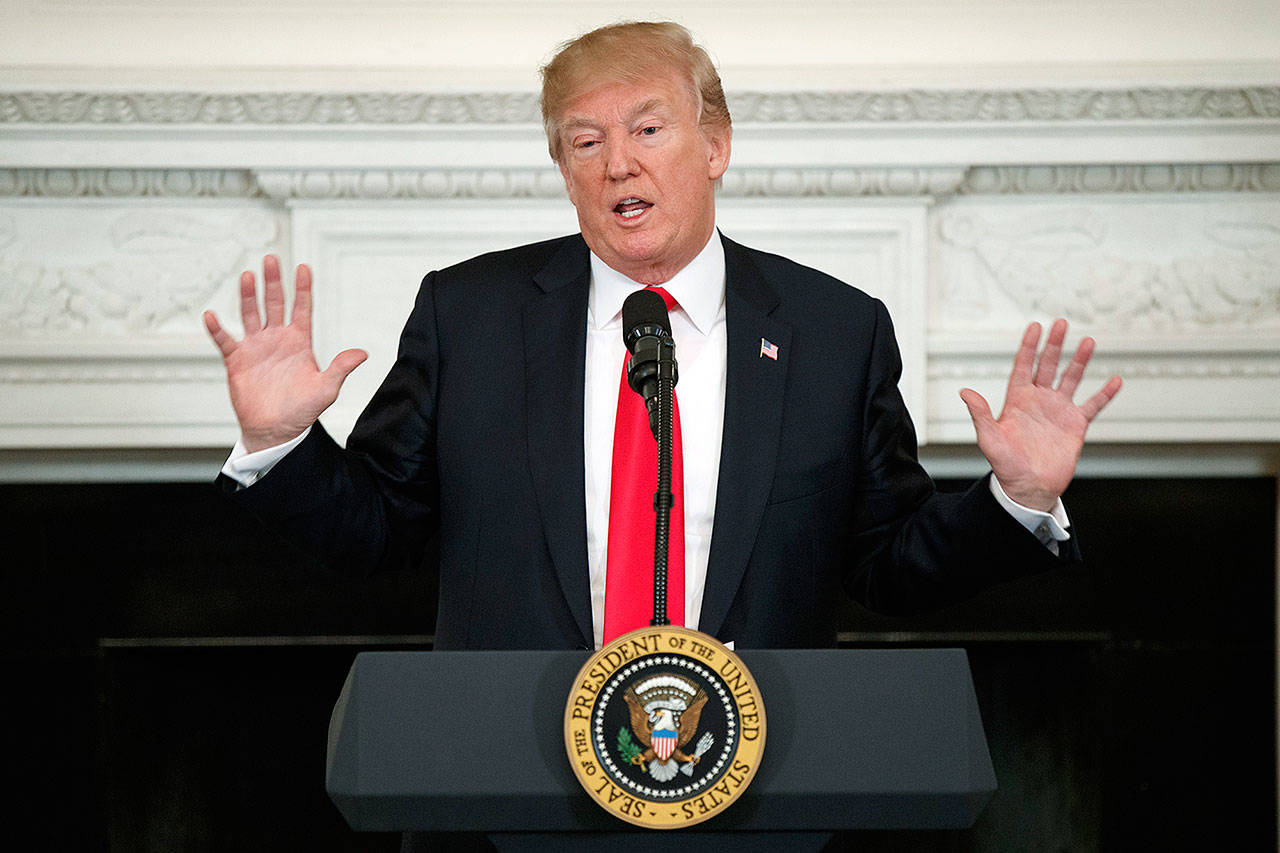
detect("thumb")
[322,348,368,392]
[959,388,996,433]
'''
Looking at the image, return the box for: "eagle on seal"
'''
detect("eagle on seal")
[623,682,709,782]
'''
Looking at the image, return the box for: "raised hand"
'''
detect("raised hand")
[204,255,367,453]
[959,319,1121,512]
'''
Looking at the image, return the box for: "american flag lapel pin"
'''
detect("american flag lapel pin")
[759,338,779,360]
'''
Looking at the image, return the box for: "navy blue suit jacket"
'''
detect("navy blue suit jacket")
[230,233,1072,650]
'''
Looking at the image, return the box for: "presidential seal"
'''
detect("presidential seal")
[563,625,765,829]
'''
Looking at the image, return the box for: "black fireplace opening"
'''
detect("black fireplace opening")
[2,476,1274,851]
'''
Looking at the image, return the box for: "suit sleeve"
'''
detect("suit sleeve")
[225,272,443,576]
[843,300,1079,615]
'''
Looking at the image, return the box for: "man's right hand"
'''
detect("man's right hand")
[204,254,367,453]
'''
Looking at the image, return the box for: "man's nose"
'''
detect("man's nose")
[605,140,640,180]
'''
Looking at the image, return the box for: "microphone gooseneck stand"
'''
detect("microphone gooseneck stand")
[648,336,677,627]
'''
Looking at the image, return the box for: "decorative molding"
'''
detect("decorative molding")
[960,164,1280,195]
[0,362,224,383]
[928,358,1280,380]
[3,87,1277,126]
[720,167,967,197]
[0,209,275,335]
[936,208,1280,327]
[253,169,565,200]
[0,92,542,125]
[257,167,970,200]
[0,168,261,198]
[4,166,1276,201]
[2,165,1254,202]
[732,87,1280,123]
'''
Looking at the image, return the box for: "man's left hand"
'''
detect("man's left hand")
[959,319,1122,512]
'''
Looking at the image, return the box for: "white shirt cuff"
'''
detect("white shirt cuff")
[988,474,1071,552]
[220,426,312,488]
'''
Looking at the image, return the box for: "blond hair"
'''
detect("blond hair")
[539,21,731,163]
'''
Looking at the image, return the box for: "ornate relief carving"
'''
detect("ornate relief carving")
[253,169,566,200]
[720,167,967,197]
[2,166,1275,200]
[0,363,225,383]
[0,210,275,335]
[254,167,968,199]
[0,169,261,198]
[936,208,1280,327]
[0,91,542,124]
[961,164,1280,195]
[3,87,1276,125]
[928,359,1280,380]
[731,87,1280,122]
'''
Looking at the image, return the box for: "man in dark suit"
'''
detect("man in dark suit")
[204,22,1121,652]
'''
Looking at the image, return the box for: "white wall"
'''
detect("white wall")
[2,0,1278,87]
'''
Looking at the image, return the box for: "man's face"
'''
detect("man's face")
[556,72,731,285]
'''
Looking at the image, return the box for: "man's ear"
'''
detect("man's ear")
[705,126,732,181]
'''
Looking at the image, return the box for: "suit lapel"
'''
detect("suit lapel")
[523,236,594,648]
[698,237,792,640]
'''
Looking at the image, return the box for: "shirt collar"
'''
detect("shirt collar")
[587,229,725,336]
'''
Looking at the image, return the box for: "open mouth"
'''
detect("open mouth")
[613,197,653,219]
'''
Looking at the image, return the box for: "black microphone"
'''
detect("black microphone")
[622,289,678,438]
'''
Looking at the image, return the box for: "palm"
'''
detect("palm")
[960,320,1121,511]
[204,255,366,452]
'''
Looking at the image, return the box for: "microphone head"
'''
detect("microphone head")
[622,289,672,354]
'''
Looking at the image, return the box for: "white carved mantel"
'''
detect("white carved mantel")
[0,82,1278,483]
[3,85,1279,464]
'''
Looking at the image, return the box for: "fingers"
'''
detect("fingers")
[239,269,261,332]
[1056,335,1095,397]
[1080,375,1123,422]
[242,254,312,334]
[1008,322,1041,388]
[291,263,313,335]
[263,254,286,327]
[1033,318,1068,387]
[323,348,369,393]
[959,387,996,433]
[203,310,236,357]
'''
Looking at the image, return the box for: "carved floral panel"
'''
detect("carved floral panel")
[0,203,278,341]
[932,196,1280,335]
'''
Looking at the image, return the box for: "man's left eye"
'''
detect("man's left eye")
[640,126,659,135]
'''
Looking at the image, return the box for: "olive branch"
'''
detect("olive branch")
[616,726,642,763]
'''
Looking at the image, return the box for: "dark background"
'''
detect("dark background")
[3,476,1274,851]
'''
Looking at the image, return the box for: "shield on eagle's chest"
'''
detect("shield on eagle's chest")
[653,728,676,761]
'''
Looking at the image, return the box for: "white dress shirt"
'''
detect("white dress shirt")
[223,229,1070,648]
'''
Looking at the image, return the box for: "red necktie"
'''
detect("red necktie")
[602,286,685,644]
